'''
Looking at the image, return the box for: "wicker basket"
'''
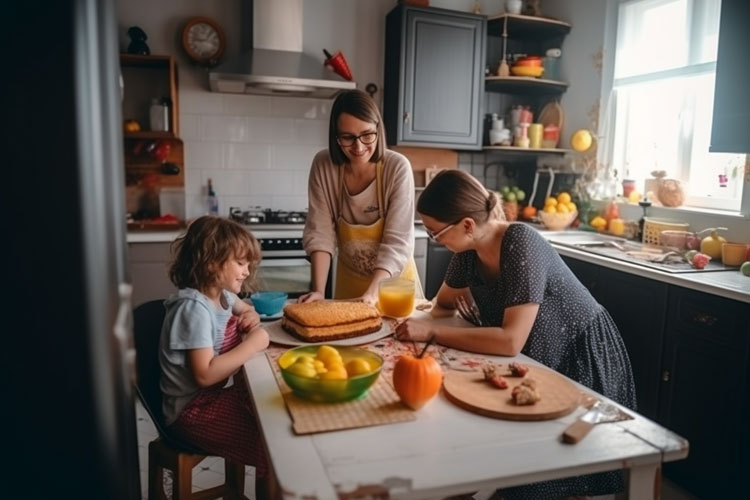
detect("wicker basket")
[642,217,689,246]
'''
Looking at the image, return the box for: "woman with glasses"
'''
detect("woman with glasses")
[300,89,422,304]
[395,169,635,500]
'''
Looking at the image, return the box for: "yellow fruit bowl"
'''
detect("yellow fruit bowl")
[510,65,544,78]
[277,345,383,403]
[539,210,578,231]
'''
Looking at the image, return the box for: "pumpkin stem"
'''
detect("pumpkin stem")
[417,335,436,359]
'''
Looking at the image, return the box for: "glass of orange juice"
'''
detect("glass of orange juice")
[378,277,415,318]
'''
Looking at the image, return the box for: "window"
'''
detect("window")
[608,0,744,211]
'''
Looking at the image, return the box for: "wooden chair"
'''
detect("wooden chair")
[133,299,247,500]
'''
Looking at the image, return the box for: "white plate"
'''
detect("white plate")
[263,319,394,347]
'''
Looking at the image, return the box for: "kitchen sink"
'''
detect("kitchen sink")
[544,230,732,273]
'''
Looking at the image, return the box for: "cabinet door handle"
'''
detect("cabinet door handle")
[691,312,718,327]
[662,370,670,382]
[403,111,410,123]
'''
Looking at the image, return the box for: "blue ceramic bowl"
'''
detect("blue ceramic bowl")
[250,291,288,316]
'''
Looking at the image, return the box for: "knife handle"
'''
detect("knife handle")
[562,419,594,444]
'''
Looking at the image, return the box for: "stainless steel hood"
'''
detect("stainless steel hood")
[209,0,355,98]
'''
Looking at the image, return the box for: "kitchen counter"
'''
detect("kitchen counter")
[127,225,430,243]
[126,226,748,302]
[538,229,750,304]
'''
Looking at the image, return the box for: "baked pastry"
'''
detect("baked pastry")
[281,301,382,342]
[511,378,540,405]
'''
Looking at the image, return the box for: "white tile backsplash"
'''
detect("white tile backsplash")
[294,119,329,144]
[222,94,271,116]
[185,141,225,170]
[274,144,321,170]
[246,117,296,143]
[179,114,200,141]
[270,97,330,119]
[225,143,272,170]
[181,92,331,219]
[200,115,251,142]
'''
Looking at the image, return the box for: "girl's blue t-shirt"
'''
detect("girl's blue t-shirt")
[159,288,236,425]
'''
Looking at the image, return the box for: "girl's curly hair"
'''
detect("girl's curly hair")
[168,216,261,294]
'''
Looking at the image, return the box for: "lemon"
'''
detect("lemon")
[315,345,342,364]
[557,204,570,214]
[319,368,347,380]
[287,359,318,378]
[543,204,557,214]
[544,197,558,207]
[556,192,571,204]
[566,202,577,212]
[345,358,372,377]
[571,129,593,152]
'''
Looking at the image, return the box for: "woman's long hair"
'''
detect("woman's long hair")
[169,216,261,294]
[417,169,503,224]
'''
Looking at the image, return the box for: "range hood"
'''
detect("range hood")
[209,0,355,98]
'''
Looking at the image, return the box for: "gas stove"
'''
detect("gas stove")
[229,206,307,226]
[229,206,307,253]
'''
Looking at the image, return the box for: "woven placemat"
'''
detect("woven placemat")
[267,352,416,435]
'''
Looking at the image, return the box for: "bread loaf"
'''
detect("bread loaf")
[281,301,382,342]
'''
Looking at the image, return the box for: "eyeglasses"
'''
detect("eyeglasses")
[426,222,456,241]
[336,131,378,146]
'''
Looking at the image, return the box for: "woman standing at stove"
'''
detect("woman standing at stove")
[300,89,421,304]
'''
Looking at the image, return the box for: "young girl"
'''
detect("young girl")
[396,169,636,500]
[159,216,270,485]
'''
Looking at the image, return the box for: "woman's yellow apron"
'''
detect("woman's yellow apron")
[334,161,423,299]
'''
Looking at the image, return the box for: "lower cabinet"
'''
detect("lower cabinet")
[562,255,750,499]
[128,242,176,307]
[562,256,666,421]
[658,286,750,499]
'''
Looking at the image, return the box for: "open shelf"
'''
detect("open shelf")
[485,76,568,95]
[486,13,571,40]
[484,146,570,154]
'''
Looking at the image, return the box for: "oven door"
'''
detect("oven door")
[255,257,332,299]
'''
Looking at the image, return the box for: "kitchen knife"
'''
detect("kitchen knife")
[562,401,622,444]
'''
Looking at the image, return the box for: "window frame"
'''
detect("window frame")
[600,0,749,214]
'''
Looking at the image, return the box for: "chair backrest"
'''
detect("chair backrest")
[132,299,204,454]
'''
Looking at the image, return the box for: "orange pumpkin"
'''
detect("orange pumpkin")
[392,353,443,410]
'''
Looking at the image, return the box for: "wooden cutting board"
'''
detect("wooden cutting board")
[443,364,581,421]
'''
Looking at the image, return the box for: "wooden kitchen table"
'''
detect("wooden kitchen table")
[242,330,688,500]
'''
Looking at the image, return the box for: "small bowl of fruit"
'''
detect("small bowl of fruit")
[277,345,383,402]
[539,192,578,230]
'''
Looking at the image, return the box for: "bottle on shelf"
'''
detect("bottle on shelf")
[149,97,169,132]
[207,178,219,216]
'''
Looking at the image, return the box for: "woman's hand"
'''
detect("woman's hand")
[298,291,325,303]
[394,319,434,343]
[236,309,261,333]
[359,291,378,307]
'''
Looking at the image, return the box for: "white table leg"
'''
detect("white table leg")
[626,463,661,500]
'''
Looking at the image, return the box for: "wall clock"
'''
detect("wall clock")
[181,17,225,67]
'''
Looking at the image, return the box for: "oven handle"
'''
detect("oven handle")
[258,258,311,267]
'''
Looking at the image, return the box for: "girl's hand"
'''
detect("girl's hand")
[394,319,433,342]
[237,309,261,333]
[298,291,324,303]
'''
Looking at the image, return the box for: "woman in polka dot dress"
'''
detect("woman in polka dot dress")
[396,169,636,500]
